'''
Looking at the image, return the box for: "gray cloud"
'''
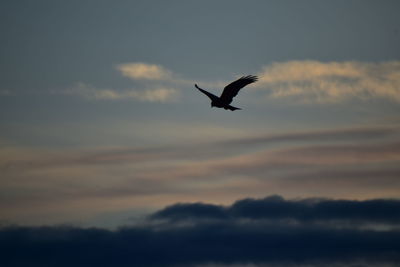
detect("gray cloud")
[151,195,400,226]
[1,196,400,266]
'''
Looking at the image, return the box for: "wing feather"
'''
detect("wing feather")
[195,84,219,102]
[220,75,258,104]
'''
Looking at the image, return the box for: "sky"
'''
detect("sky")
[1,0,400,266]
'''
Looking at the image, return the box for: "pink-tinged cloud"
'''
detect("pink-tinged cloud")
[1,125,400,225]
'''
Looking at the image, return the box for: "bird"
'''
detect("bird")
[195,75,258,111]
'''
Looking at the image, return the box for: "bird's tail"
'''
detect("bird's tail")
[225,105,241,111]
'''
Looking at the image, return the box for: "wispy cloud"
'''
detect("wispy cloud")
[64,82,179,102]
[2,125,396,171]
[60,60,400,103]
[222,126,398,146]
[59,62,188,102]
[116,62,173,80]
[115,62,210,87]
[255,61,400,103]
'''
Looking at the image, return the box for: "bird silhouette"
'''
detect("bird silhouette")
[195,75,258,111]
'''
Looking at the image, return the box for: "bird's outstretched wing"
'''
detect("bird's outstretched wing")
[220,75,258,104]
[195,84,219,102]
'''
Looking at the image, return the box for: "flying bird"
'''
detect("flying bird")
[195,75,258,111]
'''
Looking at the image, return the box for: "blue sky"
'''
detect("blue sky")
[1,0,400,231]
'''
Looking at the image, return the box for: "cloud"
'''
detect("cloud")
[115,62,204,87]
[64,82,179,102]
[255,61,400,103]
[1,196,400,266]
[1,125,400,225]
[62,60,400,103]
[222,126,398,146]
[152,195,400,225]
[116,62,173,80]
[61,62,187,102]
[2,125,396,171]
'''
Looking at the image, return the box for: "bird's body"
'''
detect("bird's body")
[195,75,258,111]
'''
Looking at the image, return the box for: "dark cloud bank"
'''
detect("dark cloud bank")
[2,196,400,267]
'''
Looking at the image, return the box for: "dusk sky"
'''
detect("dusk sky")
[1,1,400,266]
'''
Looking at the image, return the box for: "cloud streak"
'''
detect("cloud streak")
[1,125,400,225]
[222,126,398,146]
[2,125,397,171]
[64,82,179,102]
